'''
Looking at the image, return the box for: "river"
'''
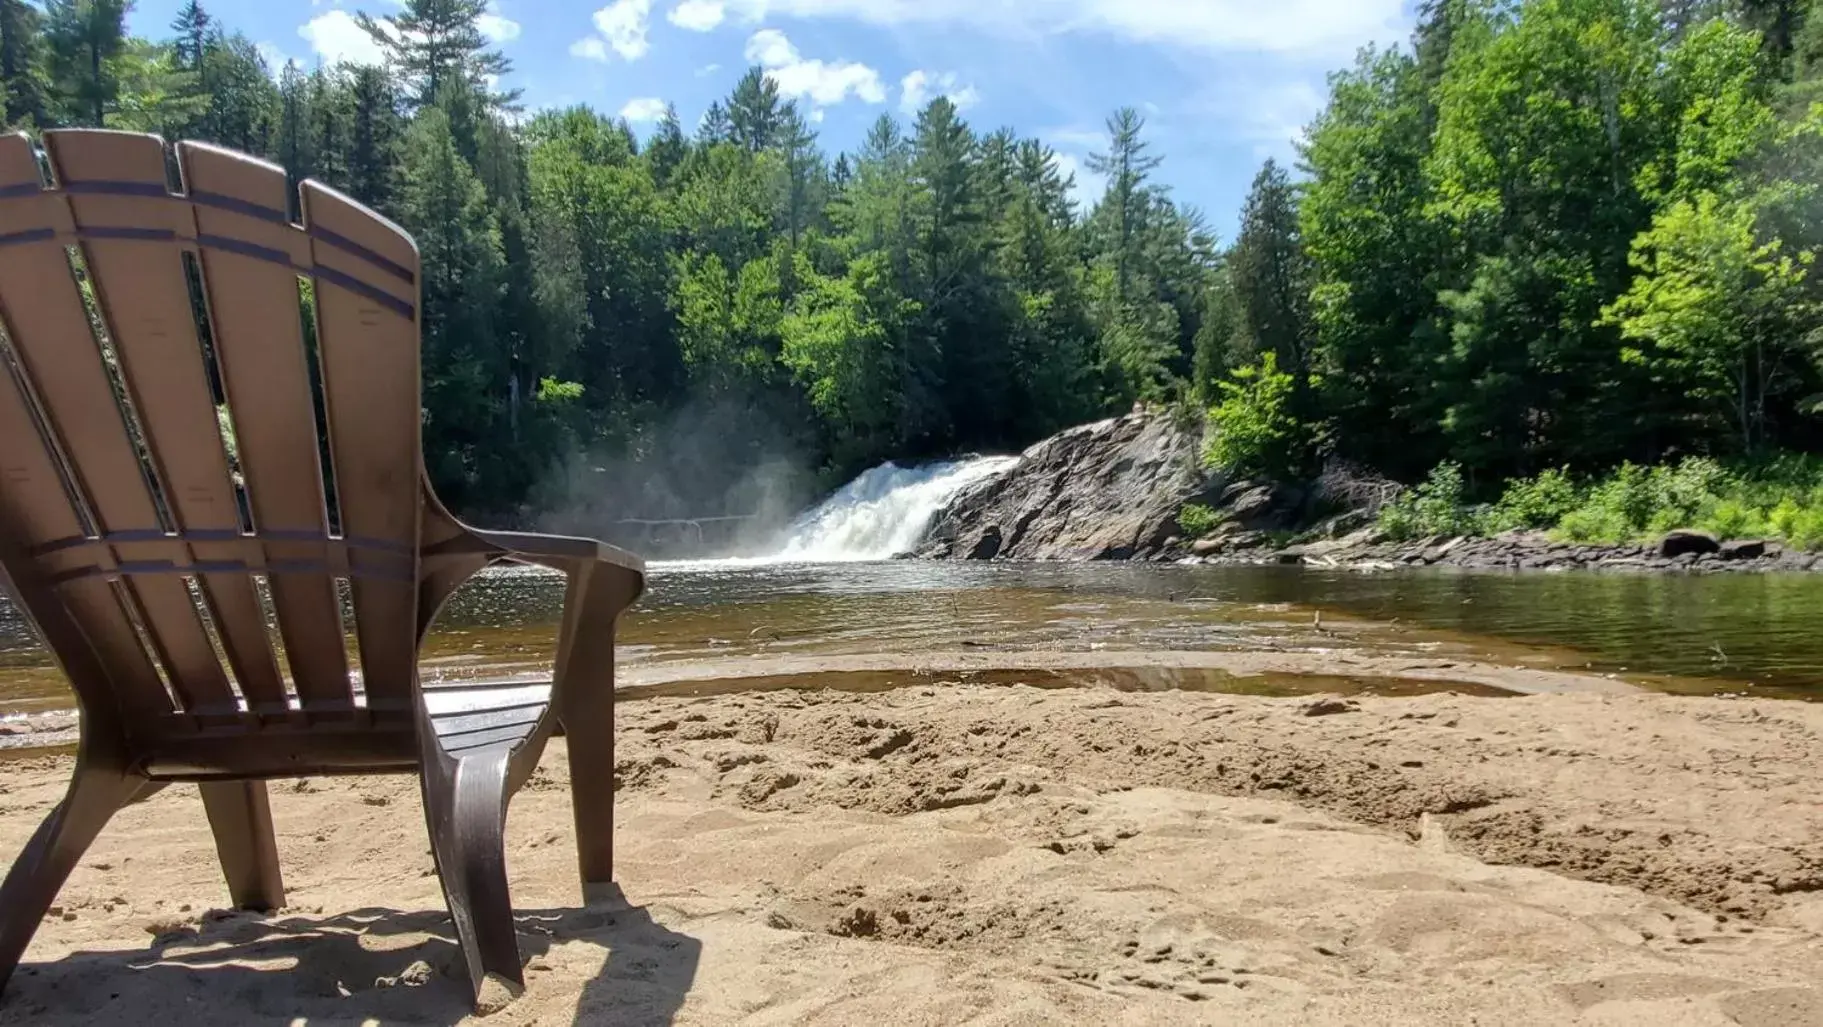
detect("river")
[4,459,1821,725]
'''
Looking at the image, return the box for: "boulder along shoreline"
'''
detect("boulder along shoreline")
[912,413,1823,574]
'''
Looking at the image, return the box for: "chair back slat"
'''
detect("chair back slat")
[176,141,352,713]
[0,352,173,723]
[0,134,205,722]
[44,131,275,716]
[300,182,421,710]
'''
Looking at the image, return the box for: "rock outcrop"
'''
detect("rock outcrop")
[914,413,1224,561]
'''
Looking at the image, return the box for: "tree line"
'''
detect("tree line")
[0,0,1221,521]
[2,0,1821,526]
[1215,0,1823,495]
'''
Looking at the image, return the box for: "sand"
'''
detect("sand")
[3,681,1822,1025]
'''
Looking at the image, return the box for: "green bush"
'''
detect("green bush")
[1377,462,1474,541]
[1204,352,1307,476]
[1556,503,1632,544]
[1177,502,1221,538]
[1366,455,1823,550]
[1483,467,1579,532]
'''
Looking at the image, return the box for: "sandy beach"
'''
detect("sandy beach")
[3,679,1822,1025]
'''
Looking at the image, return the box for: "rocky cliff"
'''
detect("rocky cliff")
[913,413,1229,561]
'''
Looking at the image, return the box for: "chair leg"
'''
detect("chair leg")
[561,675,615,898]
[200,781,285,912]
[555,565,630,899]
[0,764,150,992]
[421,747,523,1001]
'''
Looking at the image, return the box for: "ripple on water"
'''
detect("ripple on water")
[1,562,1820,723]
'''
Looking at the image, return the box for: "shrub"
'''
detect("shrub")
[1377,462,1474,541]
[1177,503,1221,538]
[1204,352,1306,477]
[1368,455,1823,550]
[1702,498,1766,540]
[1484,468,1579,533]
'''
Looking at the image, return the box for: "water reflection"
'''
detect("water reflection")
[6,561,1823,716]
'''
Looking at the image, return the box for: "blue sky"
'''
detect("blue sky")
[127,1,1417,239]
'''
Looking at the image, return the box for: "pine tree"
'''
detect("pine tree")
[1086,107,1163,306]
[197,32,278,154]
[308,67,352,191]
[644,102,688,189]
[169,0,209,71]
[43,0,129,126]
[346,64,401,213]
[357,0,514,110]
[698,99,732,144]
[1229,159,1313,382]
[0,0,49,129]
[777,102,820,247]
[399,105,504,505]
[728,66,784,153]
[276,60,312,187]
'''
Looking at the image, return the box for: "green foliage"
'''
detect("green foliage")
[1382,455,1823,550]
[1176,502,1221,538]
[1483,468,1581,532]
[1377,461,1473,541]
[1204,351,1307,476]
[7,0,1822,529]
[535,377,584,403]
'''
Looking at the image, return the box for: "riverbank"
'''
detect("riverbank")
[1177,527,1823,575]
[4,682,1821,1025]
[908,412,1823,574]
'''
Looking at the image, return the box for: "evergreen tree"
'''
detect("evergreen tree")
[644,102,688,189]
[195,32,276,154]
[0,0,49,129]
[1086,107,1163,305]
[398,105,504,505]
[169,0,208,71]
[43,0,129,126]
[346,64,401,213]
[357,0,514,110]
[1229,160,1313,387]
[776,103,820,248]
[728,66,784,154]
[698,99,732,144]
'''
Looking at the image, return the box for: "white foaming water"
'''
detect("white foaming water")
[654,455,1004,566]
[772,456,1020,562]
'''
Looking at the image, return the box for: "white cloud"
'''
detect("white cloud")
[591,0,653,60]
[899,70,979,116]
[1052,151,1107,212]
[254,42,292,74]
[696,63,721,76]
[620,97,669,122]
[570,36,609,60]
[809,108,825,123]
[298,10,387,66]
[477,3,521,43]
[1235,79,1325,154]
[716,0,1405,57]
[669,0,725,31]
[744,29,884,107]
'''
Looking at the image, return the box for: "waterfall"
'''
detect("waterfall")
[772,456,1020,562]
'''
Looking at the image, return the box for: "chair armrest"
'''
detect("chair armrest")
[465,529,645,577]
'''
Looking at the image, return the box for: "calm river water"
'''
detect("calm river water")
[3,561,1820,719]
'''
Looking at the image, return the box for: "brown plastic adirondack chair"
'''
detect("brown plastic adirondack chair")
[0,129,644,1006]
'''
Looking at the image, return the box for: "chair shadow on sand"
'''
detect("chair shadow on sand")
[1,885,699,1026]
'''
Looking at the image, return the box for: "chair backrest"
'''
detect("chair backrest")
[0,129,424,735]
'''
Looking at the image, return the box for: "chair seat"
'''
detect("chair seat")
[422,681,552,757]
[139,681,558,780]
